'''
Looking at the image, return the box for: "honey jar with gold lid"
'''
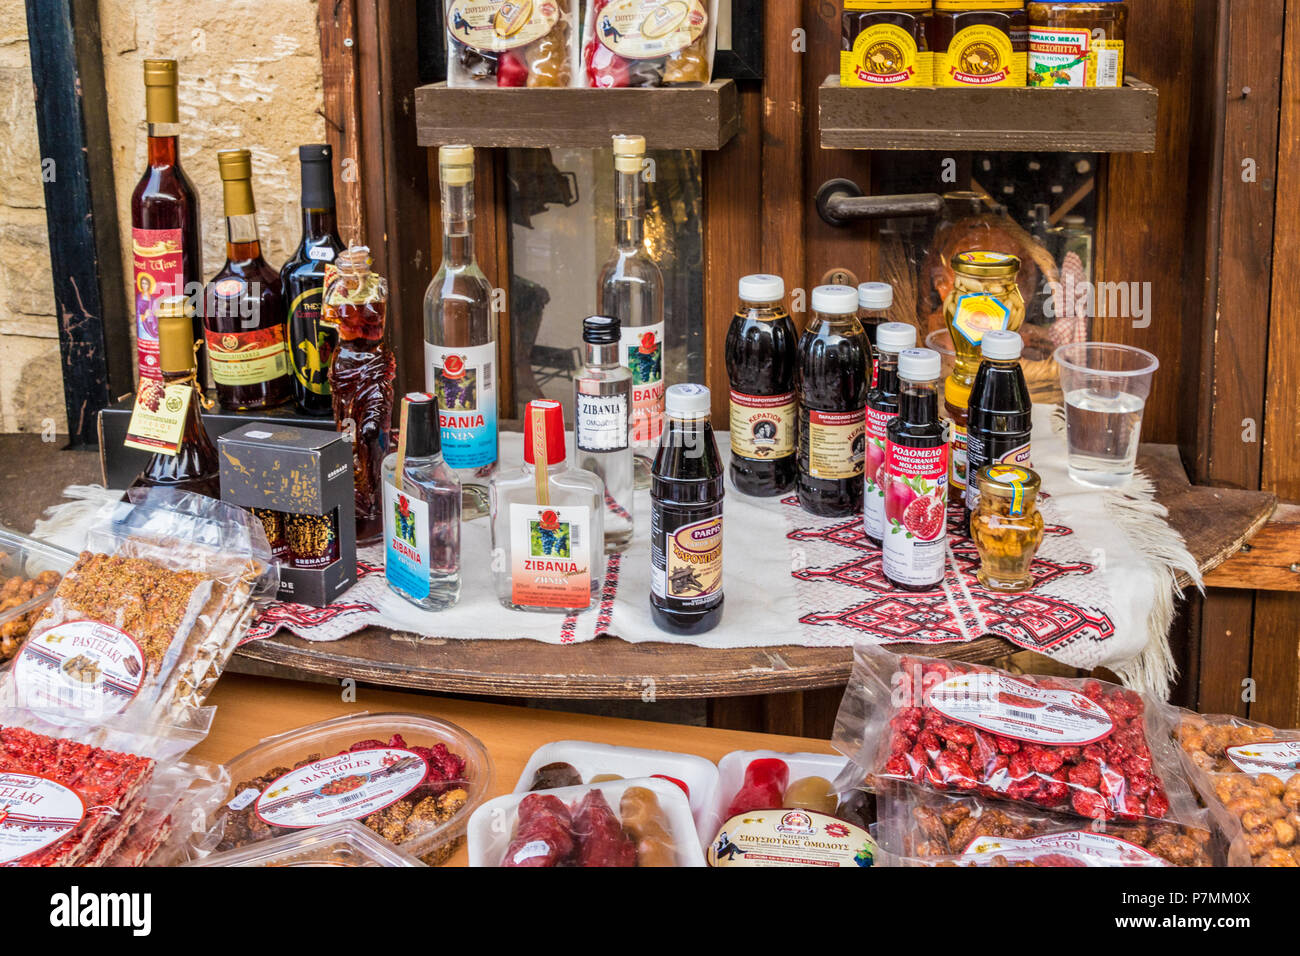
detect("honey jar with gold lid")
[1028,1,1128,87]
[942,250,1026,393]
[932,0,1027,87]
[841,2,934,87]
[970,463,1044,593]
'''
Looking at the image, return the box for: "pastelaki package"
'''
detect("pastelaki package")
[0,488,275,734]
[446,0,581,88]
[832,645,1203,826]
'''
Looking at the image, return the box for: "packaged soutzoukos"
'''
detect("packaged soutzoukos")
[832,646,1202,826]
[875,783,1221,867]
[446,0,582,88]
[0,488,275,733]
[1172,711,1300,867]
[583,0,719,88]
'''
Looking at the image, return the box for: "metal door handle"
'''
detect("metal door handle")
[816,178,945,227]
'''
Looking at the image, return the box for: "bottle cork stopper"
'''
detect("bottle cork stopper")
[613,134,647,173]
[439,144,475,185]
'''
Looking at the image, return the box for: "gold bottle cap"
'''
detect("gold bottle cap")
[953,250,1021,278]
[156,295,197,374]
[439,144,475,185]
[977,464,1041,515]
[143,58,179,124]
[613,134,647,172]
[217,149,255,216]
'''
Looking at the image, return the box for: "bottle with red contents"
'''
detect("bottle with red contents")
[863,322,916,546]
[882,348,950,591]
[856,281,893,386]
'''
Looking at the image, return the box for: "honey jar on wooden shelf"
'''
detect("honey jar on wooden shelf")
[932,0,1027,87]
[841,1,934,87]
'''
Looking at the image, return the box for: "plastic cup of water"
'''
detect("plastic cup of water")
[1054,342,1159,488]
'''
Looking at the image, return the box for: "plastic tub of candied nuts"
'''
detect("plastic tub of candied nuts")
[205,712,493,865]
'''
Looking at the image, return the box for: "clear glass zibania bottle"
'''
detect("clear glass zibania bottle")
[424,144,498,520]
[598,134,664,488]
[490,400,605,613]
[574,315,634,553]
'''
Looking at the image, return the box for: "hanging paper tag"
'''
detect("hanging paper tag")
[124,381,193,455]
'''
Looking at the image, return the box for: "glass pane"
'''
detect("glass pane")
[504,147,704,421]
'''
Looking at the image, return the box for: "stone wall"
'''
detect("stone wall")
[0,0,326,436]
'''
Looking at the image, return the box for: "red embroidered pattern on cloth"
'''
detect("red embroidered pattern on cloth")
[241,558,384,644]
[786,497,1117,653]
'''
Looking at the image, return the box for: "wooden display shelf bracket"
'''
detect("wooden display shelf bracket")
[413,79,741,150]
[818,74,1158,152]
[1202,503,1300,592]
[231,443,1274,700]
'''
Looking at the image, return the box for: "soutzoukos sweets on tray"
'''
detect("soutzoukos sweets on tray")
[875,784,1220,867]
[0,489,275,734]
[1173,712,1300,867]
[832,646,1203,827]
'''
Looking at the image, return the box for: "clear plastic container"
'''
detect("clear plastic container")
[188,820,426,867]
[0,527,76,664]
[206,712,492,866]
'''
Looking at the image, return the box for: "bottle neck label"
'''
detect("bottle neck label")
[124,381,194,456]
[424,341,498,470]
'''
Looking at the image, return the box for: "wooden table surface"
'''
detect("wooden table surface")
[194,673,835,866]
[231,442,1279,700]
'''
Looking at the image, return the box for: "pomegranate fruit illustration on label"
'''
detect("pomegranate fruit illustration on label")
[885,474,947,541]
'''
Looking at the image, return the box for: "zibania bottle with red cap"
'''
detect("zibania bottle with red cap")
[490,400,605,613]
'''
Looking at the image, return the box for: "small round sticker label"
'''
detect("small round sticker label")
[928,673,1115,745]
[13,620,145,715]
[255,749,428,829]
[0,772,86,865]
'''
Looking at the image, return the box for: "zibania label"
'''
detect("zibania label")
[509,504,592,609]
[425,341,498,470]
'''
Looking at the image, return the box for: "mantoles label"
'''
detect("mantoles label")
[255,748,429,828]
[928,673,1115,745]
[13,620,146,715]
[962,831,1167,867]
[709,809,876,867]
[1225,740,1300,777]
[0,772,87,865]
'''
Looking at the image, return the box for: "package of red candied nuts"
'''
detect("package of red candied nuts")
[832,646,1202,825]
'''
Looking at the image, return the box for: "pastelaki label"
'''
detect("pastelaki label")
[509,503,593,609]
[962,831,1167,867]
[1224,740,1300,777]
[13,620,146,716]
[709,809,875,868]
[384,480,431,600]
[124,382,193,455]
[928,673,1115,745]
[426,341,498,470]
[131,227,185,383]
[0,772,87,865]
[255,748,429,828]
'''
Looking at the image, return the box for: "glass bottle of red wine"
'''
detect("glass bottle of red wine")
[129,294,219,499]
[130,59,204,385]
[281,144,345,415]
[204,149,292,411]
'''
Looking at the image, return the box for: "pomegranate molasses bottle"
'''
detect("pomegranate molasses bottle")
[651,384,724,636]
[856,281,893,385]
[863,322,917,546]
[882,348,950,591]
[725,274,797,496]
[964,329,1032,520]
[797,285,871,517]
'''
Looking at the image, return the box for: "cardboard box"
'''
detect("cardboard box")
[218,424,357,607]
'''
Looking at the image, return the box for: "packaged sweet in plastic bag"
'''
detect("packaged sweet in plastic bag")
[583,0,718,88]
[0,488,274,731]
[446,0,580,88]
[833,646,1201,825]
[1172,711,1300,867]
[876,783,1219,867]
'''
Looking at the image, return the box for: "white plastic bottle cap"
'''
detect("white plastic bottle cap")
[981,329,1023,360]
[811,284,859,315]
[875,321,918,353]
[898,348,941,382]
[738,274,785,303]
[857,281,893,310]
[666,383,711,418]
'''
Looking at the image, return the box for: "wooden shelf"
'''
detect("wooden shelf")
[414,80,741,150]
[231,444,1276,701]
[818,74,1158,153]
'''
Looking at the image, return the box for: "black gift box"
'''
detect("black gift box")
[218,423,357,607]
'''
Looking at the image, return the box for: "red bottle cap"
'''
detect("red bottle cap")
[523,400,566,466]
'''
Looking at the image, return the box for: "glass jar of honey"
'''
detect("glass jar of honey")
[1028,2,1128,88]
[841,2,934,87]
[970,464,1044,593]
[942,250,1025,393]
[932,0,1027,87]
